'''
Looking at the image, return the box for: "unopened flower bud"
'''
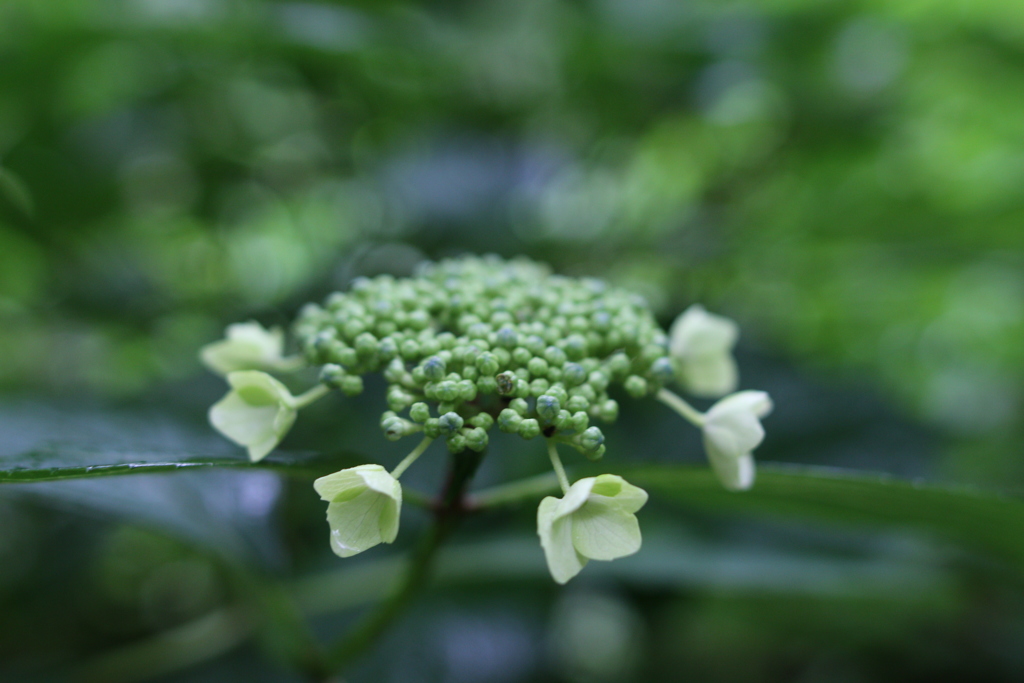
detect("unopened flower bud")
[536,395,561,422]
[624,375,648,398]
[465,427,488,452]
[422,355,447,381]
[518,418,541,439]
[498,408,523,432]
[562,362,587,387]
[341,375,364,396]
[438,412,465,435]
[320,364,346,389]
[410,402,431,423]
[470,413,494,430]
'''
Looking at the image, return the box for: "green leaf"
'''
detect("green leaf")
[0,165,34,217]
[0,447,363,483]
[626,463,1024,569]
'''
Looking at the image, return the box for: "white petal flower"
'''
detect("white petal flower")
[209,371,297,462]
[669,305,740,398]
[537,475,648,584]
[314,465,402,558]
[702,390,773,491]
[201,322,288,376]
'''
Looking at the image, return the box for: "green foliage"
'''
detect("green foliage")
[3,0,1024,680]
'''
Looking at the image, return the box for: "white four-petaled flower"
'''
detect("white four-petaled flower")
[537,474,648,584]
[314,465,403,558]
[669,305,740,398]
[201,322,288,376]
[702,390,773,491]
[208,370,298,462]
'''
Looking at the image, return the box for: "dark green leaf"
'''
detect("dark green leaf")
[627,464,1024,569]
[0,447,359,483]
[0,164,33,217]
[0,401,367,483]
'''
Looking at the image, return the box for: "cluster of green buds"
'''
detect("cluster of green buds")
[201,255,772,584]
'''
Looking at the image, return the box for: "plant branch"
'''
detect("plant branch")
[466,471,562,509]
[324,447,485,674]
[293,384,331,410]
[546,440,571,494]
[390,436,432,479]
[656,388,705,426]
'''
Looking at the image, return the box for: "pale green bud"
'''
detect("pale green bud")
[458,379,478,402]
[566,395,590,413]
[491,347,512,368]
[320,364,346,389]
[544,346,567,367]
[606,353,631,379]
[649,357,674,385]
[438,412,464,435]
[465,427,488,452]
[355,332,378,357]
[498,408,523,433]
[512,347,533,366]
[343,318,367,340]
[562,362,587,387]
[434,381,461,403]
[469,413,494,430]
[423,418,442,438]
[598,399,619,423]
[422,355,447,381]
[378,337,399,361]
[579,426,604,453]
[341,375,364,397]
[446,433,467,453]
[536,395,561,422]
[524,335,546,355]
[514,378,532,399]
[496,326,519,349]
[528,357,549,377]
[400,339,420,360]
[545,384,568,405]
[500,400,523,418]
[410,402,431,423]
[381,415,414,441]
[588,370,610,392]
[623,375,648,398]
[476,352,500,376]
[518,418,541,439]
[419,338,441,357]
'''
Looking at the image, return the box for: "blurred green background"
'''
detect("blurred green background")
[2,0,1024,681]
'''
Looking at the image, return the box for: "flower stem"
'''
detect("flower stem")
[466,472,562,509]
[656,388,705,426]
[390,437,432,479]
[546,440,571,494]
[324,448,485,674]
[293,384,331,410]
[274,355,308,373]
